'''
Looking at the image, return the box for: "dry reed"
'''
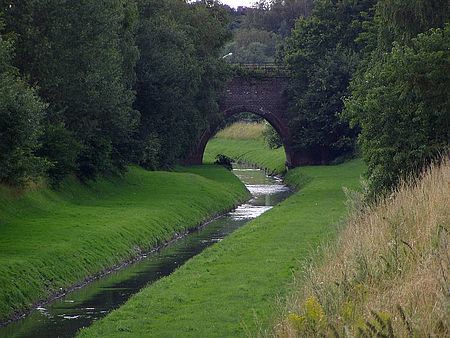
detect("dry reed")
[273,161,450,337]
[215,122,265,140]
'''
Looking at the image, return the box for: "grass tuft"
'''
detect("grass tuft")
[215,122,265,140]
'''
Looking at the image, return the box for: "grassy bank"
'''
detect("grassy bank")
[78,159,365,337]
[0,166,249,323]
[215,122,265,140]
[275,162,450,337]
[204,122,286,174]
[205,138,286,174]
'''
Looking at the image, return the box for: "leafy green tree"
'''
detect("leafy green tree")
[0,23,47,185]
[344,25,450,198]
[37,123,80,187]
[134,0,230,168]
[244,0,314,37]
[375,0,450,50]
[284,0,375,163]
[223,28,280,63]
[263,123,282,149]
[2,0,139,181]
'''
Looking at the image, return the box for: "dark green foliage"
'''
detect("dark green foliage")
[2,0,139,181]
[344,25,450,198]
[243,0,313,37]
[284,0,375,163]
[214,154,233,170]
[0,24,47,185]
[134,0,230,169]
[37,123,80,187]
[0,0,230,184]
[375,0,450,51]
[263,123,282,149]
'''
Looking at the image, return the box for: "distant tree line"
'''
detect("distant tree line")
[0,0,230,186]
[221,0,313,64]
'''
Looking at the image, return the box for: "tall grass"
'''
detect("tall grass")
[215,122,265,140]
[274,161,449,337]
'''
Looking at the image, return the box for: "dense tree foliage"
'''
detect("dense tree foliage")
[0,0,230,185]
[134,0,230,169]
[0,20,47,185]
[243,0,313,37]
[283,0,376,163]
[222,0,312,64]
[344,0,450,198]
[1,0,139,182]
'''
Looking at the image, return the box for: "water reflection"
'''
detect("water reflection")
[0,165,292,338]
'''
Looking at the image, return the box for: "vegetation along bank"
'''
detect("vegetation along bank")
[204,122,287,174]
[0,166,249,323]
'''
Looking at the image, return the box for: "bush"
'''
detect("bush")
[214,154,233,170]
[344,26,450,198]
[0,33,47,186]
[38,123,80,187]
[262,123,282,149]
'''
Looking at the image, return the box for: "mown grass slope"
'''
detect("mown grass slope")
[205,138,286,174]
[0,165,249,322]
[204,122,286,174]
[78,159,365,337]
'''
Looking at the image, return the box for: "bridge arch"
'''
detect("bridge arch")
[185,105,297,168]
[184,73,310,168]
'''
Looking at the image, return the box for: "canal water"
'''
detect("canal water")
[0,165,292,338]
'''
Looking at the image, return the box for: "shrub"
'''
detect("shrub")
[0,31,47,186]
[262,123,282,149]
[214,154,233,170]
[344,25,450,199]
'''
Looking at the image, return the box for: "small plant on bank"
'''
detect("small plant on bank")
[214,154,233,170]
[263,123,282,149]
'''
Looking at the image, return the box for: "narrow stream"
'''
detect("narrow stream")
[0,164,292,338]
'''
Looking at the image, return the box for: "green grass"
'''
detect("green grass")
[0,165,249,322]
[204,138,286,174]
[78,158,365,337]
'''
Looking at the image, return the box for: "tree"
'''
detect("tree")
[223,28,281,63]
[283,0,376,163]
[2,0,139,181]
[243,0,314,37]
[134,0,230,169]
[0,21,47,185]
[344,25,450,198]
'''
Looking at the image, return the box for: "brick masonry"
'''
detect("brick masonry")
[184,75,312,168]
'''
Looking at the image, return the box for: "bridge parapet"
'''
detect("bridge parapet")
[230,63,289,77]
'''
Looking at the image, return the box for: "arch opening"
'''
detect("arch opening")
[186,105,295,169]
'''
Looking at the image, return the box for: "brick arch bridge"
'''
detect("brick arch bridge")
[184,67,312,168]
